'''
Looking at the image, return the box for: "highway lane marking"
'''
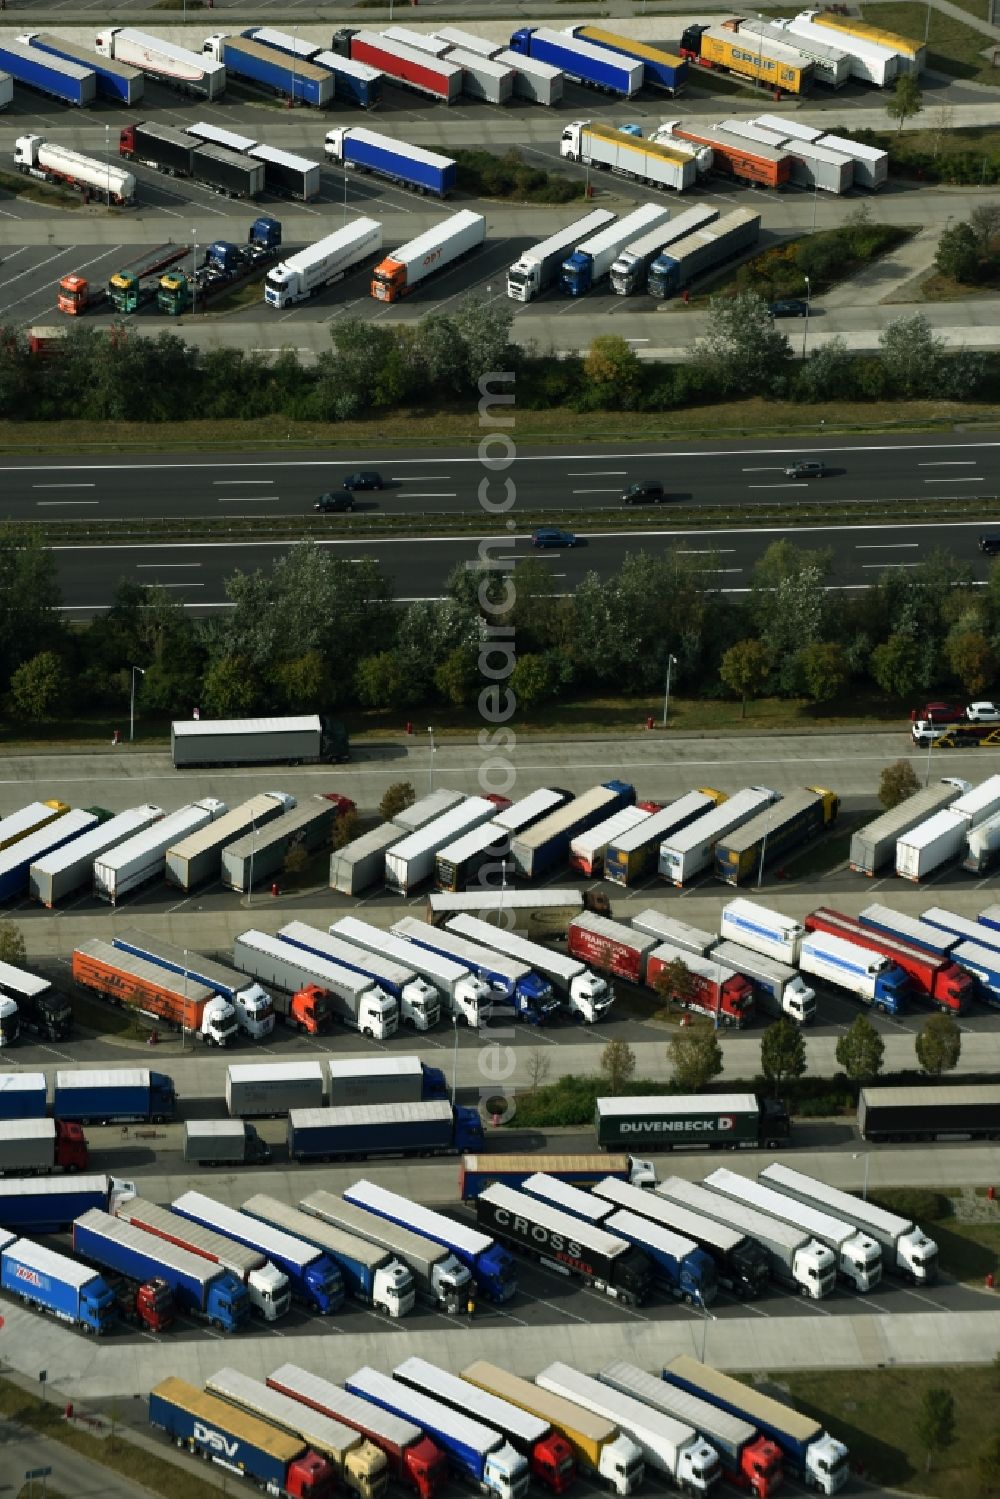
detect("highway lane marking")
[393,475,453,481]
[861,562,919,569]
[566,470,627,476]
[396,492,457,499]
[36,500,99,507]
[136,563,202,569]
[33,483,97,489]
[573,488,621,494]
[214,478,274,485]
[919,460,978,465]
[855,543,919,549]
[218,497,273,503]
[748,483,807,489]
[678,548,736,554]
[923,477,984,484]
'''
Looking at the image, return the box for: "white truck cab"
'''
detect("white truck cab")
[399,977,441,1030]
[374,1259,416,1318]
[201,994,238,1046]
[248,1262,291,1321]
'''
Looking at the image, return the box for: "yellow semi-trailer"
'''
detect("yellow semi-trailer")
[461,1363,644,1494]
[0,800,68,854]
[679,22,814,93]
[806,8,925,71]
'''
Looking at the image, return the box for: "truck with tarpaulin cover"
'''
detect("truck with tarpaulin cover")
[595,1093,790,1150]
[858,1083,1000,1142]
[568,26,687,93]
[605,790,724,885]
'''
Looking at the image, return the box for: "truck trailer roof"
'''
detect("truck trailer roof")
[664,1355,821,1443]
[345,1178,494,1257]
[596,1092,759,1120]
[207,1366,360,1459]
[396,1357,549,1445]
[3,1236,102,1290]
[269,1363,423,1448]
[479,1183,632,1257]
[462,1361,616,1442]
[172,1190,322,1273]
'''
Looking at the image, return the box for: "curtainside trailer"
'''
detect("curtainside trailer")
[0,1235,117,1335]
[606,790,725,886]
[446,914,612,1023]
[858,1083,1000,1142]
[0,39,95,105]
[0,808,96,902]
[19,32,142,103]
[610,208,720,296]
[446,49,515,105]
[165,791,290,890]
[595,1092,790,1151]
[287,1100,485,1164]
[507,211,616,302]
[221,799,337,890]
[93,799,224,903]
[350,32,461,103]
[31,804,162,906]
[172,714,346,766]
[384,798,497,895]
[325,127,455,197]
[493,49,563,106]
[512,782,635,877]
[203,34,333,108]
[659,785,778,884]
[509,27,642,96]
[0,1174,134,1234]
[250,145,322,202]
[315,51,382,109]
[569,26,687,94]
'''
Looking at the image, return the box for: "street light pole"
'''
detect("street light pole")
[129,666,145,742]
[757,802,775,888]
[451,1014,459,1104]
[427,727,436,793]
[191,229,197,314]
[853,1152,871,1201]
[924,712,934,785]
[248,821,256,906]
[801,276,811,360]
[662,654,678,727]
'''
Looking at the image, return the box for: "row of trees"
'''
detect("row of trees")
[3,529,1000,725]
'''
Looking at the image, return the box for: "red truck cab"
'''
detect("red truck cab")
[741,1434,783,1496]
[289,1451,336,1499]
[289,984,332,1035]
[530,1432,576,1493]
[136,1277,175,1331]
[405,1438,448,1499]
[55,1121,89,1170]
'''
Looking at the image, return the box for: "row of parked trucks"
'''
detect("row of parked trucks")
[851,772,1000,878]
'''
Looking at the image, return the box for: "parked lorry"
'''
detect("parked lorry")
[314,51,382,108]
[93,797,224,902]
[208,1366,389,1499]
[813,130,887,188]
[0,809,93,904]
[343,1178,517,1303]
[569,807,650,877]
[798,930,910,1015]
[0,1175,135,1234]
[172,1190,344,1314]
[239,931,398,1039]
[444,49,514,105]
[475,1183,652,1304]
[600,1362,782,1498]
[203,34,333,107]
[19,32,142,103]
[0,799,68,852]
[301,1189,471,1314]
[593,1176,769,1299]
[191,142,264,198]
[0,962,72,1040]
[704,1166,881,1292]
[426,889,593,935]
[434,822,511,893]
[759,1161,939,1283]
[242,1194,415,1317]
[328,916,442,1029]
[804,907,971,1014]
[184,1120,271,1167]
[392,915,555,1024]
[784,14,897,85]
[605,791,723,886]
[171,714,347,767]
[659,1177,836,1298]
[31,804,162,904]
[372,211,486,302]
[662,1356,848,1494]
[660,786,778,885]
[610,207,719,295]
[595,1093,790,1151]
[645,941,755,1027]
[248,144,321,201]
[119,120,195,175]
[149,1378,335,1497]
[334,919,489,1028]
[331,825,406,896]
[510,27,642,95]
[270,1364,446,1499]
[325,127,449,193]
[165,791,291,890]
[566,912,658,986]
[896,808,969,881]
[346,1367,529,1499]
[0,39,95,105]
[445,914,612,1023]
[350,32,462,102]
[962,809,1000,873]
[74,1209,248,1330]
[14,135,133,205]
[569,25,687,92]
[679,21,813,92]
[117,1196,289,1320]
[326,1056,447,1107]
[719,897,806,964]
[395,1358,574,1495]
[0,1235,117,1335]
[220,798,339,892]
[53,1067,176,1125]
[233,931,389,1037]
[72,938,238,1045]
[288,1100,485,1164]
[461,1154,656,1200]
[513,782,636,878]
[647,206,761,297]
[711,940,816,1023]
[560,204,672,295]
[0,1072,47,1120]
[506,210,616,301]
[600,1207,718,1303]
[462,1363,644,1496]
[111,928,272,1038]
[0,1119,88,1177]
[715,787,839,885]
[858,1083,1000,1142]
[559,122,695,195]
[96,30,225,98]
[536,1364,718,1495]
[493,49,563,104]
[858,903,962,956]
[265,218,384,307]
[227,1061,324,1118]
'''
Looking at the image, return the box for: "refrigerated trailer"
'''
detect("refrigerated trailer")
[384,797,496,895]
[165,792,290,890]
[171,714,340,766]
[221,798,337,891]
[96,28,225,99]
[350,32,462,103]
[659,786,780,885]
[559,122,696,194]
[511,782,635,878]
[605,790,724,886]
[93,799,224,902]
[506,210,617,302]
[31,805,162,906]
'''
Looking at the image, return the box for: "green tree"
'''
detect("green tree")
[760,1017,807,1086]
[719,639,770,718]
[273,650,331,712]
[0,523,63,689]
[879,313,945,398]
[600,1038,636,1095]
[9,650,67,720]
[835,1014,885,1082]
[379,782,415,822]
[509,653,558,709]
[652,955,700,1014]
[583,334,641,391]
[201,654,259,716]
[871,631,923,698]
[434,647,479,707]
[797,334,853,402]
[886,73,923,132]
[915,1012,961,1075]
[355,651,418,711]
[453,296,515,386]
[935,220,980,284]
[282,839,309,881]
[0,922,26,966]
[969,203,1000,246]
[798,641,848,703]
[975,1432,1000,1494]
[879,760,920,809]
[694,290,791,393]
[915,1387,955,1471]
[332,807,361,851]
[668,1018,724,1092]
[946,629,994,696]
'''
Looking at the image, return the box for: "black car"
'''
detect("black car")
[532,528,578,548]
[622,479,666,505]
[769,299,809,318]
[980,535,1000,555]
[784,460,825,479]
[343,471,384,491]
[314,490,355,513]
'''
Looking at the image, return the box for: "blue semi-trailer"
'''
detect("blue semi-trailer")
[324,126,454,196]
[0,38,96,105]
[0,1072,47,1120]
[203,34,334,107]
[18,32,144,104]
[343,1177,517,1303]
[73,1208,249,1331]
[0,1233,117,1334]
[315,50,383,107]
[0,1174,133,1234]
[288,1100,484,1164]
[53,1067,176,1125]
[172,1189,344,1314]
[508,27,642,96]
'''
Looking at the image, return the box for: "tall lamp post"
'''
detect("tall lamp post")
[427,727,436,793]
[924,712,935,785]
[129,666,145,742]
[662,654,678,727]
[451,1013,460,1105]
[191,229,198,314]
[801,276,812,360]
[853,1151,871,1201]
[247,820,257,907]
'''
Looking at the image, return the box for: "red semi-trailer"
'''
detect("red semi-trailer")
[646,943,754,1028]
[349,32,461,102]
[804,907,971,1014]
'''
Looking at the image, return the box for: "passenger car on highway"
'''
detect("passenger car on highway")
[314,490,355,513]
[622,479,666,505]
[910,702,966,724]
[784,460,825,478]
[532,528,578,548]
[769,298,809,317]
[980,535,1000,555]
[343,471,384,491]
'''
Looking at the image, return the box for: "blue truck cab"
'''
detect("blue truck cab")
[250,215,282,252]
[604,1208,718,1305]
[53,1068,176,1125]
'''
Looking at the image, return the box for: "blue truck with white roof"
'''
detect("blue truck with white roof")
[72,1208,249,1330]
[172,1189,344,1313]
[508,27,642,96]
[0,1072,47,1120]
[344,1178,517,1303]
[203,34,334,107]
[0,38,96,105]
[18,32,143,104]
[53,1067,176,1125]
[0,1234,117,1334]
[0,1174,133,1234]
[602,1209,717,1304]
[346,1366,529,1499]
[390,917,557,1025]
[288,1100,485,1163]
[325,126,454,195]
[315,50,383,107]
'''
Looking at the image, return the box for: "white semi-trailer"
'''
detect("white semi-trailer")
[265,220,382,308]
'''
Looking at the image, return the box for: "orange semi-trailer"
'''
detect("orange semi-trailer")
[668,123,792,189]
[72,938,238,1045]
